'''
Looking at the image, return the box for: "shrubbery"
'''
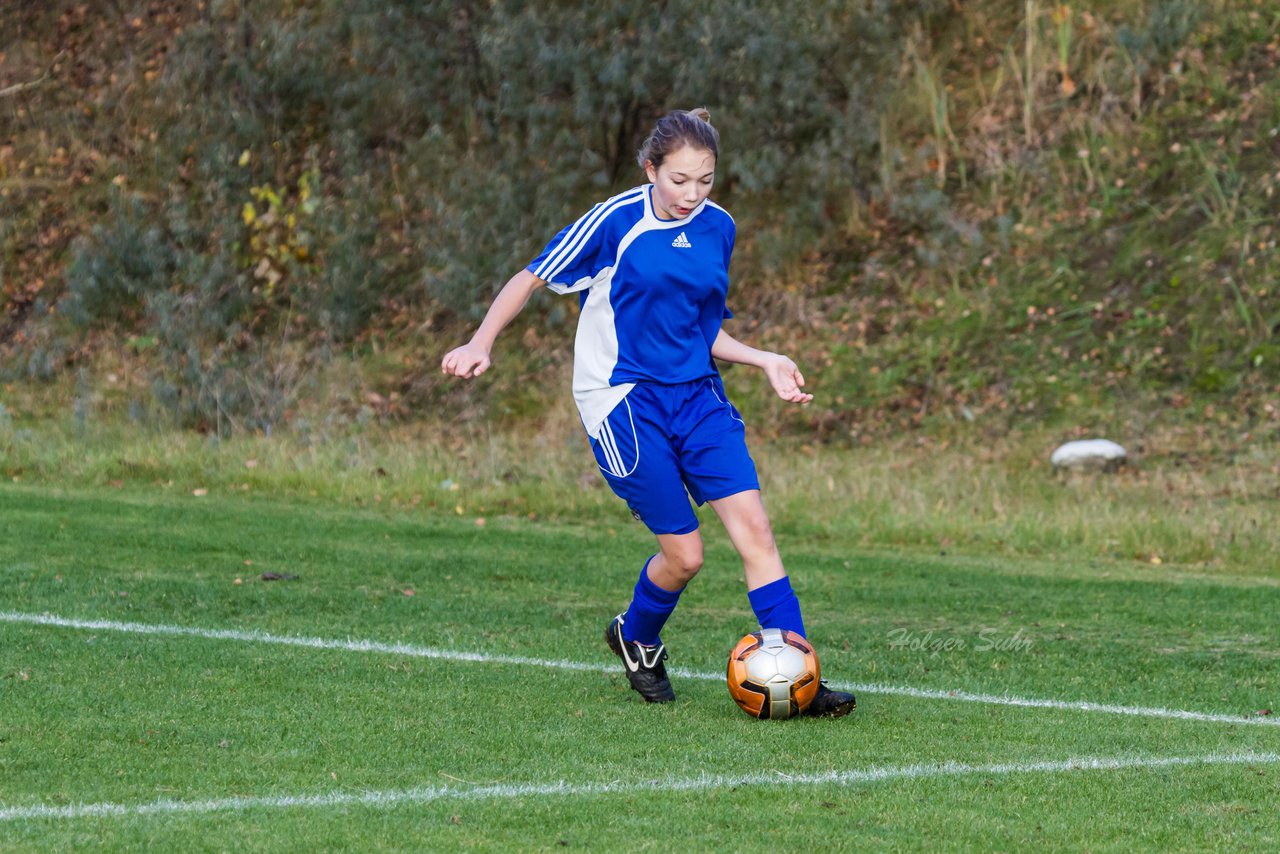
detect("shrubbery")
[3,0,1276,435]
[35,0,948,429]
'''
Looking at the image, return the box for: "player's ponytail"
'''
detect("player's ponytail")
[637,107,720,171]
[687,107,712,125]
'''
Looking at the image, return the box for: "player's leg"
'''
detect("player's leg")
[646,530,704,590]
[604,530,702,703]
[680,378,856,719]
[708,489,802,635]
[710,490,855,717]
[674,384,805,637]
[591,388,698,703]
[619,531,702,646]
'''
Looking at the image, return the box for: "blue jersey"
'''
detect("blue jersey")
[528,184,736,438]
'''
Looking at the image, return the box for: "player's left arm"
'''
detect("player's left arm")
[711,329,813,405]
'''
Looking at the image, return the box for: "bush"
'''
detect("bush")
[27,0,954,430]
[15,0,1270,437]
[62,192,175,327]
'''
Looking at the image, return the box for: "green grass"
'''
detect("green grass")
[1,483,1277,850]
[4,410,1278,572]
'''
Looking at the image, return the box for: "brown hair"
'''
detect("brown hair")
[636,108,720,171]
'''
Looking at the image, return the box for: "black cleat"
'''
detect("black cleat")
[605,614,676,703]
[803,682,857,718]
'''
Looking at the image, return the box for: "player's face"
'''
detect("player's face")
[645,145,716,220]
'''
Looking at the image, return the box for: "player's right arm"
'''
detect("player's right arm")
[440,268,545,379]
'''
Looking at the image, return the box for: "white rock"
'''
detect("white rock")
[1051,439,1127,470]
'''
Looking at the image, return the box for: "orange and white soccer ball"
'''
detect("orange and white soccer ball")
[726,628,820,719]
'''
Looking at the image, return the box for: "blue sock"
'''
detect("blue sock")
[622,557,683,646]
[748,576,806,638]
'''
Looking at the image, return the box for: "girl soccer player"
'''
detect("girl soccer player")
[441,108,856,717]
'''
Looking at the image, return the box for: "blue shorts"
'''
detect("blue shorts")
[588,378,760,535]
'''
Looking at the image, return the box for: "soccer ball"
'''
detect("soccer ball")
[726,628,820,720]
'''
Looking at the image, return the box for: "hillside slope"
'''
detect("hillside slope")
[2,1,1276,438]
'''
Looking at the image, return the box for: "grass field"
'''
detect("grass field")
[1,474,1277,851]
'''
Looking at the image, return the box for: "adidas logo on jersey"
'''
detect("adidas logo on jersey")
[671,232,692,248]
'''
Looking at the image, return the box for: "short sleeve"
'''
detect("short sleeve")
[722,211,736,320]
[528,203,612,295]
[527,187,646,295]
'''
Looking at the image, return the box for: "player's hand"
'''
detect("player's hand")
[762,354,813,404]
[441,342,492,379]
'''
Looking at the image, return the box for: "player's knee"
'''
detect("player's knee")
[677,553,704,582]
[739,513,777,555]
[667,545,704,582]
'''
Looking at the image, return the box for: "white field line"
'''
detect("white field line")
[2,751,1278,822]
[3,609,1278,729]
